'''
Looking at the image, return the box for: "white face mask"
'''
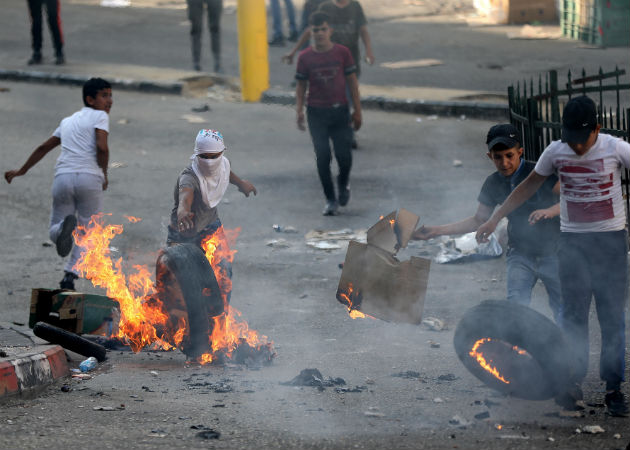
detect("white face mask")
[191,155,231,209]
[196,155,223,175]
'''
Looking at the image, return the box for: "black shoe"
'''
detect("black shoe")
[605,390,629,417]
[28,52,42,65]
[59,271,78,290]
[268,36,285,47]
[322,200,339,216]
[288,30,299,42]
[55,51,65,65]
[56,215,77,257]
[351,138,358,149]
[554,384,585,411]
[338,186,351,206]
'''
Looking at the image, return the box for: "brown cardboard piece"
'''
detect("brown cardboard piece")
[337,209,431,324]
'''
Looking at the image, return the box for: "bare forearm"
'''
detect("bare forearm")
[347,75,361,113]
[17,137,60,175]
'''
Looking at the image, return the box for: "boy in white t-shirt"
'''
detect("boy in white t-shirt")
[475,96,630,417]
[5,78,113,291]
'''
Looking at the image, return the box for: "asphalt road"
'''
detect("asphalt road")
[1,81,629,449]
[0,0,627,95]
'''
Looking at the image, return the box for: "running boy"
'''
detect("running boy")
[295,11,362,216]
[5,77,112,291]
[412,124,562,321]
[476,96,630,416]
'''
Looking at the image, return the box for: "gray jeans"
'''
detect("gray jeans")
[49,173,103,275]
[187,0,223,65]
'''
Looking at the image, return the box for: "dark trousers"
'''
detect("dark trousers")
[306,105,353,201]
[27,0,64,54]
[187,0,222,64]
[558,230,628,389]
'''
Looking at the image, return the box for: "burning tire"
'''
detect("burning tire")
[156,243,223,359]
[33,321,107,362]
[453,300,571,400]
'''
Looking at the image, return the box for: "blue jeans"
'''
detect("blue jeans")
[558,231,628,389]
[306,105,353,201]
[270,0,297,39]
[506,247,563,323]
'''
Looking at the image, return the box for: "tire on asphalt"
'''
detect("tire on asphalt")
[33,321,107,362]
[156,243,223,359]
[453,300,572,400]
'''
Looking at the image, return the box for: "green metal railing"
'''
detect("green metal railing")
[507,67,630,222]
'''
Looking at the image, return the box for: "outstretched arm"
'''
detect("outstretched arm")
[359,25,374,65]
[95,129,109,190]
[476,171,548,242]
[4,136,60,183]
[412,203,494,240]
[282,29,311,64]
[346,73,362,131]
[177,187,195,233]
[229,170,257,197]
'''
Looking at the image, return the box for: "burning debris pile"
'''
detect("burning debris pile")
[282,368,367,393]
[73,213,275,365]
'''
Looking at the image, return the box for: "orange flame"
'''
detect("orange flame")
[337,283,375,320]
[124,215,142,223]
[73,214,273,363]
[469,338,510,384]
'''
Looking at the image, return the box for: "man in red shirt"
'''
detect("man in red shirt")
[295,11,362,216]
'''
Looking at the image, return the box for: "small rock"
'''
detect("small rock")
[474,411,490,420]
[452,159,463,167]
[613,433,621,439]
[428,340,440,348]
[547,437,555,442]
[60,385,72,393]
[433,397,444,403]
[196,429,220,439]
[191,104,211,113]
[93,406,116,411]
[449,415,469,426]
[42,242,52,247]
[150,370,159,376]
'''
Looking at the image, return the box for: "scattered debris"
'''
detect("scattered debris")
[273,224,298,233]
[266,239,291,248]
[71,373,92,380]
[117,118,130,125]
[180,114,205,124]
[507,25,561,40]
[434,227,503,264]
[186,380,233,393]
[613,433,621,439]
[547,436,555,442]
[150,370,159,376]
[79,356,98,373]
[422,317,446,331]
[335,386,367,393]
[427,115,439,120]
[380,58,443,69]
[391,370,422,379]
[452,159,463,167]
[474,411,490,420]
[109,161,127,169]
[449,415,469,427]
[365,377,375,385]
[306,240,342,250]
[0,350,7,357]
[191,104,211,113]
[305,229,367,243]
[42,242,52,248]
[191,425,220,439]
[581,425,605,434]
[281,368,346,391]
[92,405,124,411]
[438,373,457,382]
[499,434,529,440]
[433,397,444,403]
[428,340,441,348]
[60,384,72,392]
[364,407,385,417]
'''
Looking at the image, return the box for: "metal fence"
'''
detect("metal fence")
[507,67,630,221]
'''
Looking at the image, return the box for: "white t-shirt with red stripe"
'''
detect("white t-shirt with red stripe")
[535,133,630,232]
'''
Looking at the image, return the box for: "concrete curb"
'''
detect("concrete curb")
[262,90,509,120]
[0,69,183,95]
[0,345,69,401]
[1,68,510,120]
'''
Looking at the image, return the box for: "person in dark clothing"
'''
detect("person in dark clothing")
[412,124,562,322]
[26,0,65,65]
[186,0,223,73]
[294,11,361,216]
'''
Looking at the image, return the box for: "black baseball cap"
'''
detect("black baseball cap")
[561,96,597,144]
[486,124,521,150]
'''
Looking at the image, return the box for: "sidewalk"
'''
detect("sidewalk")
[0,62,510,120]
[0,322,69,401]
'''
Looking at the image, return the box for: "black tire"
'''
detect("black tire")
[156,243,223,359]
[33,321,107,362]
[453,300,572,400]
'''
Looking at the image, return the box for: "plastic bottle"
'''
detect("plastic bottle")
[79,356,98,373]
